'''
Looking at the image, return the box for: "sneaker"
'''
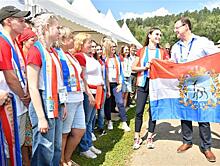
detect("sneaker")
[80,150,97,159]
[107,121,113,130]
[133,138,143,150]
[66,160,80,166]
[91,132,96,142]
[90,146,102,155]
[98,129,107,137]
[146,137,155,149]
[122,122,131,132]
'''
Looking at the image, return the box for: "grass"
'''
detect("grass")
[72,106,139,166]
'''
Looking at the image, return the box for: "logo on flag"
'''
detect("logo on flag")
[178,66,220,110]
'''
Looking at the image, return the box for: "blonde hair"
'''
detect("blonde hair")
[32,13,58,47]
[59,26,74,41]
[102,38,112,58]
[73,33,91,52]
[57,26,74,47]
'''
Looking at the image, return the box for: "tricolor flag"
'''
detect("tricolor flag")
[150,52,220,122]
[0,95,22,166]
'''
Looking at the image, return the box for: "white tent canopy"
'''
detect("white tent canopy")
[0,0,25,10]
[33,0,111,35]
[121,21,143,48]
[71,0,130,43]
[104,9,131,44]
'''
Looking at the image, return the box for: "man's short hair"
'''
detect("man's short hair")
[176,17,192,30]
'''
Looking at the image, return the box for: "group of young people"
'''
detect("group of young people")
[0,5,219,166]
[0,5,134,166]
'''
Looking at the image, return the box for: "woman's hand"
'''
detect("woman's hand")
[38,117,49,133]
[107,90,111,98]
[88,93,96,106]
[144,62,150,70]
[116,84,122,93]
[62,105,68,120]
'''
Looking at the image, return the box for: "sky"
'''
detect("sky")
[91,0,220,20]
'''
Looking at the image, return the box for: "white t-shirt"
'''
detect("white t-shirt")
[66,55,84,103]
[85,55,104,94]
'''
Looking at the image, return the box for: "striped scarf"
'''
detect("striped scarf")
[106,54,124,84]
[34,41,59,118]
[137,47,165,87]
[0,32,26,88]
[0,95,22,166]
[54,48,83,92]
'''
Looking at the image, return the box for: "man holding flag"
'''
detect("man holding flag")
[171,17,220,162]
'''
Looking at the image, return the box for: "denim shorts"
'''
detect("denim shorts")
[122,77,132,92]
[62,101,86,134]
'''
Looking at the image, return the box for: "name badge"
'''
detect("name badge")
[46,99,54,111]
[59,87,67,104]
[69,77,77,87]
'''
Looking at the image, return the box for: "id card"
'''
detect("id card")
[46,99,54,111]
[59,87,67,104]
[69,77,77,87]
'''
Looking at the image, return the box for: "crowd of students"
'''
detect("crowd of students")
[1,5,219,166]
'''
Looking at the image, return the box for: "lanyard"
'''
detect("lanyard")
[65,52,81,91]
[143,47,159,78]
[179,38,195,62]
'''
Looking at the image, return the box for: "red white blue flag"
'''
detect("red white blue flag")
[150,52,220,122]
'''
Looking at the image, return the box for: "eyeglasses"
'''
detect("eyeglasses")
[174,24,185,30]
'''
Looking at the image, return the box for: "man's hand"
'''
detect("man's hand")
[21,94,31,108]
[0,91,8,106]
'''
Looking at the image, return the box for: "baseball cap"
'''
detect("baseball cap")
[0,6,31,22]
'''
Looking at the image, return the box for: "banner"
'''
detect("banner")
[150,53,220,122]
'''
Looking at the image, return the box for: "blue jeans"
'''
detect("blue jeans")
[29,91,63,166]
[94,90,106,130]
[92,91,106,130]
[104,83,127,122]
[79,93,96,152]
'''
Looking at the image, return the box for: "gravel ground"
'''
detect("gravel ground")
[127,120,220,166]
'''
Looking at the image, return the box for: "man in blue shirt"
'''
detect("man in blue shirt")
[171,17,220,162]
